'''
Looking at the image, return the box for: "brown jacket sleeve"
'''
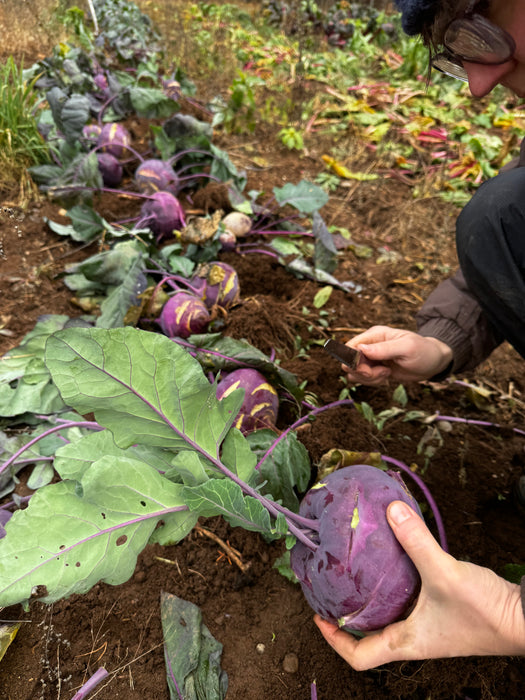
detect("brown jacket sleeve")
[415,269,502,376]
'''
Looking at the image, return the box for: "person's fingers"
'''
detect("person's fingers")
[386,501,451,578]
[314,615,359,656]
[347,326,390,347]
[346,365,391,386]
[356,339,405,363]
[314,614,403,671]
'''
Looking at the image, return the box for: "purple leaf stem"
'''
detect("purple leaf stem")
[2,495,32,510]
[71,667,109,700]
[434,413,525,437]
[253,400,356,530]
[380,454,448,553]
[157,274,202,297]
[252,211,303,232]
[165,651,184,699]
[239,247,279,259]
[177,171,222,186]
[50,183,152,200]
[0,421,102,479]
[311,680,318,700]
[11,456,54,466]
[170,338,253,369]
[97,92,120,125]
[167,148,215,166]
[255,399,355,471]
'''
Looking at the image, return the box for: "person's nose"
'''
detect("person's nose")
[463,60,515,97]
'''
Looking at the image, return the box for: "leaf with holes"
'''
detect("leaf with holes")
[0,455,195,606]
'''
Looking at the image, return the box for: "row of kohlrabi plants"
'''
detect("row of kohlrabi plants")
[0,4,453,692]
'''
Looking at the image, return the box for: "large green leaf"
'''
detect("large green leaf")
[96,256,147,328]
[45,327,243,458]
[0,456,193,606]
[246,429,311,511]
[0,315,73,418]
[183,479,288,538]
[54,429,177,481]
[46,88,90,143]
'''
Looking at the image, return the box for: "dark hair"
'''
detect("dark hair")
[419,0,481,80]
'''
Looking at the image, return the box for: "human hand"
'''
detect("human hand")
[314,501,525,670]
[342,326,453,386]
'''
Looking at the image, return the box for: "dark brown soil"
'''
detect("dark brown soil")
[0,5,524,700]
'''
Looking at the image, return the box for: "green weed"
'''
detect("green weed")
[278,126,304,151]
[0,57,50,188]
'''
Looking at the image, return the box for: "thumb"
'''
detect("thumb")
[386,501,447,578]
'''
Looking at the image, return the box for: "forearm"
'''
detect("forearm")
[416,269,502,375]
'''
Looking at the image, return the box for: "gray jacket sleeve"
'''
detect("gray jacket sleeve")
[415,269,502,375]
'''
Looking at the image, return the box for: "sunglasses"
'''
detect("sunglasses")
[431,1,516,82]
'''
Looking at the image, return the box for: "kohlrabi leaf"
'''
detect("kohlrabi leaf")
[0,315,70,383]
[0,315,73,418]
[47,204,109,243]
[63,239,148,295]
[285,257,362,294]
[0,621,20,663]
[273,180,329,214]
[0,357,63,419]
[220,428,258,485]
[186,333,304,404]
[43,150,102,205]
[0,431,46,497]
[161,591,228,700]
[246,430,311,511]
[166,450,211,487]
[28,164,63,186]
[272,550,298,583]
[183,479,288,538]
[46,88,90,143]
[0,455,193,606]
[128,86,178,118]
[44,327,244,458]
[149,507,199,547]
[96,258,147,328]
[209,144,247,193]
[161,113,213,152]
[54,429,177,481]
[26,462,55,490]
[312,211,338,274]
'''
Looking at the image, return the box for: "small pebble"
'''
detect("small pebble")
[282,652,299,673]
[135,570,146,583]
[255,643,265,654]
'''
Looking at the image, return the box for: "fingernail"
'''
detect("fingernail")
[388,501,411,525]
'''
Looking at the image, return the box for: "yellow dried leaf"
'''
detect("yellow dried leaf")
[0,622,20,663]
